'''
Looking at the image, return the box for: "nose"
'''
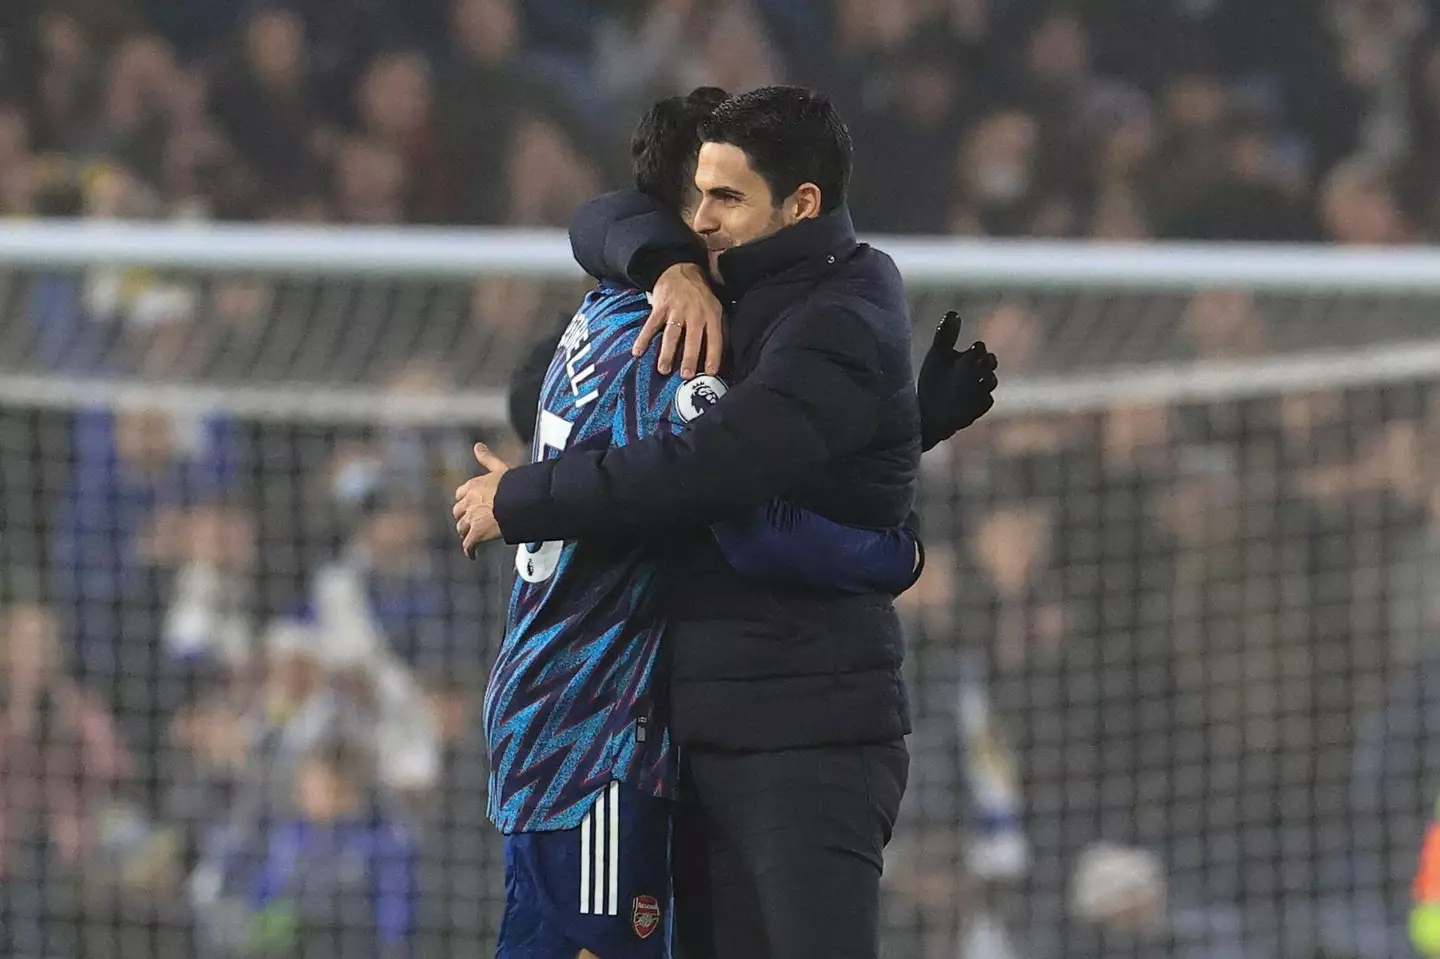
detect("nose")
[692,197,718,235]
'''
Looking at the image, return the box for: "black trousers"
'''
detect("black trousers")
[671,740,908,959]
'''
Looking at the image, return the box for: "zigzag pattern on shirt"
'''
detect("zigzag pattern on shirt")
[484,283,683,834]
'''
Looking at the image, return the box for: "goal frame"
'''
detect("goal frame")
[3,220,1439,422]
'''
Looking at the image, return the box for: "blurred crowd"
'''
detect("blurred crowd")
[883,300,1440,959]
[3,0,1440,239]
[3,290,1440,957]
[4,0,1440,957]
[0,388,507,956]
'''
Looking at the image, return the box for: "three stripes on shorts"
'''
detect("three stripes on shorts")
[579,780,621,916]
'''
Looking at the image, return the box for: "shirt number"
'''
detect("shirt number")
[515,410,571,584]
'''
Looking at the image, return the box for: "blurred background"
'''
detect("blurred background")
[0,0,1439,957]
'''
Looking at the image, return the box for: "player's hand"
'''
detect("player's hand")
[453,443,511,559]
[917,311,998,452]
[632,262,724,379]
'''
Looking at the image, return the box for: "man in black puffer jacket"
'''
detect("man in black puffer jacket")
[459,87,993,959]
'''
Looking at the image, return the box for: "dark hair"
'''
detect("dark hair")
[631,86,729,213]
[697,86,852,213]
[307,730,375,788]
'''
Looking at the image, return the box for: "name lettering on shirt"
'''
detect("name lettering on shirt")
[559,312,599,408]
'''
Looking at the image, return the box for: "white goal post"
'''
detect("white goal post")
[2,219,1440,289]
[2,220,1440,422]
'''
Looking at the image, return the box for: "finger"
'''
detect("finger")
[657,315,684,376]
[978,371,998,393]
[680,313,705,380]
[452,500,466,521]
[473,442,508,473]
[463,525,484,560]
[932,311,962,353]
[702,310,725,376]
[633,304,667,358]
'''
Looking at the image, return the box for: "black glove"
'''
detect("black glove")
[918,311,998,451]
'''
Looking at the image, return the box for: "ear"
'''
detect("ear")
[788,183,823,221]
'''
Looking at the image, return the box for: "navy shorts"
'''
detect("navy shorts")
[498,781,672,959]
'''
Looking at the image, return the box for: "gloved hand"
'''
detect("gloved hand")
[918,311,999,451]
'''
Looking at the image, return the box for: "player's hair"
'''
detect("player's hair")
[631,86,729,214]
[697,85,852,213]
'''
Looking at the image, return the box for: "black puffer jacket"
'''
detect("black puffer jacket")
[495,192,920,750]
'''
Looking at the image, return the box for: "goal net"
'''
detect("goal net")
[0,224,1433,959]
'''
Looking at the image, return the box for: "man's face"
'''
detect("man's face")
[691,142,795,280]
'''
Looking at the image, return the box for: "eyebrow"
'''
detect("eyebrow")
[704,185,745,202]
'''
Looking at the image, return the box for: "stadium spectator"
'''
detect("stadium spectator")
[331,135,407,224]
[1012,8,1107,156]
[591,0,715,138]
[290,561,442,802]
[501,114,601,227]
[1164,117,1320,241]
[339,486,448,669]
[0,604,134,957]
[247,731,418,958]
[160,495,257,670]
[0,603,131,865]
[267,0,405,125]
[184,612,428,952]
[208,5,325,205]
[1180,289,1271,361]
[846,33,970,233]
[0,0,1438,242]
[1320,157,1415,244]
[950,109,1066,237]
[311,441,462,671]
[435,0,569,226]
[164,661,252,856]
[355,51,446,222]
[49,407,239,684]
[74,34,181,191]
[28,11,98,154]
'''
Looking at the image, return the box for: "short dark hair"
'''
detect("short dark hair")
[697,86,852,213]
[631,86,729,213]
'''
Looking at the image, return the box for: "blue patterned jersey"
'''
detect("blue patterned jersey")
[484,282,693,834]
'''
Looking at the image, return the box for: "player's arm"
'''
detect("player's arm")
[572,191,723,378]
[606,327,919,594]
[507,312,570,446]
[714,502,924,595]
[494,303,887,544]
[570,189,706,291]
